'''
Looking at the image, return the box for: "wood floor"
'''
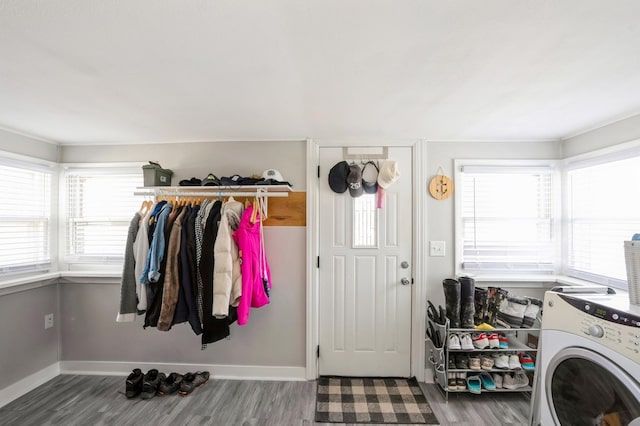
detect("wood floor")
[0,375,531,425]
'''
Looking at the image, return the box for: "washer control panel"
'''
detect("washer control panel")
[544,292,640,364]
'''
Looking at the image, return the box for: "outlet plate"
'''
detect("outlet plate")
[44,313,54,329]
[430,241,446,257]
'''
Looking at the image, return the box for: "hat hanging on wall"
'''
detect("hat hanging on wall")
[377,160,400,189]
[347,164,364,197]
[361,161,379,194]
[328,161,350,193]
[428,166,453,200]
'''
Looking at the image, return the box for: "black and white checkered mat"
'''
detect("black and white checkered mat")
[315,377,439,424]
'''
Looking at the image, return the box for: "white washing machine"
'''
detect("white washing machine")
[531,290,640,425]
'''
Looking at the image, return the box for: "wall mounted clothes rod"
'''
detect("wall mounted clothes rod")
[134,191,289,198]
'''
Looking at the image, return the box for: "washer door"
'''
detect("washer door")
[546,347,640,425]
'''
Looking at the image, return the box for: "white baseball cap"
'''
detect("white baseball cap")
[262,169,284,182]
[377,160,400,189]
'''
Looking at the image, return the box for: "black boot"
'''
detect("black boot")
[459,276,476,328]
[442,279,461,328]
[474,287,488,325]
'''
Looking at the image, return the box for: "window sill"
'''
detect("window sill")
[464,274,617,290]
[0,270,122,296]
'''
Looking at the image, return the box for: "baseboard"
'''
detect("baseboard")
[0,363,60,409]
[59,361,306,381]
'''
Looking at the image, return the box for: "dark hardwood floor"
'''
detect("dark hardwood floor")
[0,375,531,425]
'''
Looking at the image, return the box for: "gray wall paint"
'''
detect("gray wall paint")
[425,141,561,308]
[0,129,58,161]
[0,284,59,389]
[60,140,306,190]
[61,227,306,367]
[562,114,640,158]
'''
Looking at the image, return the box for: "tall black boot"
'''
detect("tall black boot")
[459,276,476,328]
[442,278,461,328]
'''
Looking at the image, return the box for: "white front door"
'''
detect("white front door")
[318,146,413,377]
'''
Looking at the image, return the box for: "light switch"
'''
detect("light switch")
[430,241,445,257]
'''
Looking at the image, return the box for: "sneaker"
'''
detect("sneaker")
[157,372,183,396]
[472,333,489,349]
[480,354,494,370]
[455,354,469,369]
[492,353,510,369]
[469,355,481,370]
[488,333,500,349]
[141,369,165,400]
[459,333,474,350]
[456,372,466,390]
[492,373,503,389]
[519,353,535,370]
[448,373,457,390]
[508,354,522,370]
[448,333,462,350]
[179,371,210,396]
[125,368,144,398]
[479,372,496,390]
[448,356,456,370]
[499,334,509,349]
[503,371,529,389]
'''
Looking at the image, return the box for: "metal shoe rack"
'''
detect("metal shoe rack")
[427,323,539,400]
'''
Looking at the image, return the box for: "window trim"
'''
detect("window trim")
[454,158,561,278]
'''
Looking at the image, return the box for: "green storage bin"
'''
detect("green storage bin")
[142,161,173,186]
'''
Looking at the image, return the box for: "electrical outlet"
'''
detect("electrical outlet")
[430,241,446,257]
[44,313,54,329]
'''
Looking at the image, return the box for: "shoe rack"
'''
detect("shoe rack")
[427,323,539,400]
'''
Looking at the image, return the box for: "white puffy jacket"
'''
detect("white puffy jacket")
[213,198,244,318]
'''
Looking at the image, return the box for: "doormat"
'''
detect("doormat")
[315,376,439,424]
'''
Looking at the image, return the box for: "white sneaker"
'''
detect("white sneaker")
[508,354,522,370]
[448,333,462,350]
[503,371,529,389]
[492,373,503,389]
[472,333,490,349]
[488,333,500,349]
[492,353,510,369]
[459,333,474,350]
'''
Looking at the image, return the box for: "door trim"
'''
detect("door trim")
[305,139,427,381]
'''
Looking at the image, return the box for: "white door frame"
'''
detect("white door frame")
[305,139,427,381]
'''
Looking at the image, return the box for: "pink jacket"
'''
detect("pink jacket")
[232,205,271,325]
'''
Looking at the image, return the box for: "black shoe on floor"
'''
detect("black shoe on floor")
[141,369,165,400]
[125,368,143,399]
[157,372,183,396]
[179,371,210,396]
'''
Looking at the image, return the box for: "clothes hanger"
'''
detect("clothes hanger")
[250,197,259,224]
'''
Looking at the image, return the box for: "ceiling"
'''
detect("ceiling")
[1,0,639,145]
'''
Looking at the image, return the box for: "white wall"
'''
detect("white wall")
[562,114,640,158]
[0,128,58,161]
[425,141,562,308]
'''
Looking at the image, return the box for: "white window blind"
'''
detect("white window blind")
[567,155,640,288]
[65,167,143,263]
[458,164,556,272]
[0,159,52,275]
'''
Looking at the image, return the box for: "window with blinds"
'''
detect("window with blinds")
[0,159,52,275]
[64,167,143,263]
[457,163,557,273]
[566,155,640,289]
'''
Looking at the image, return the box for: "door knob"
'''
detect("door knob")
[401,277,411,286]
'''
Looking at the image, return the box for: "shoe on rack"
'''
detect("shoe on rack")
[157,372,183,396]
[179,371,210,396]
[448,373,457,390]
[518,353,535,370]
[448,333,462,350]
[492,353,510,369]
[479,372,496,391]
[473,322,495,331]
[466,375,482,394]
[488,333,500,349]
[480,354,495,370]
[456,373,466,391]
[448,356,456,370]
[125,368,144,398]
[472,332,489,349]
[499,334,509,349]
[508,354,522,370]
[492,373,503,389]
[469,355,481,370]
[459,333,474,350]
[503,371,529,389]
[141,369,165,400]
[455,354,469,369]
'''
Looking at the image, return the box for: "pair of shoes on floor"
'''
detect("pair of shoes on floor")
[126,369,191,399]
[179,371,210,396]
